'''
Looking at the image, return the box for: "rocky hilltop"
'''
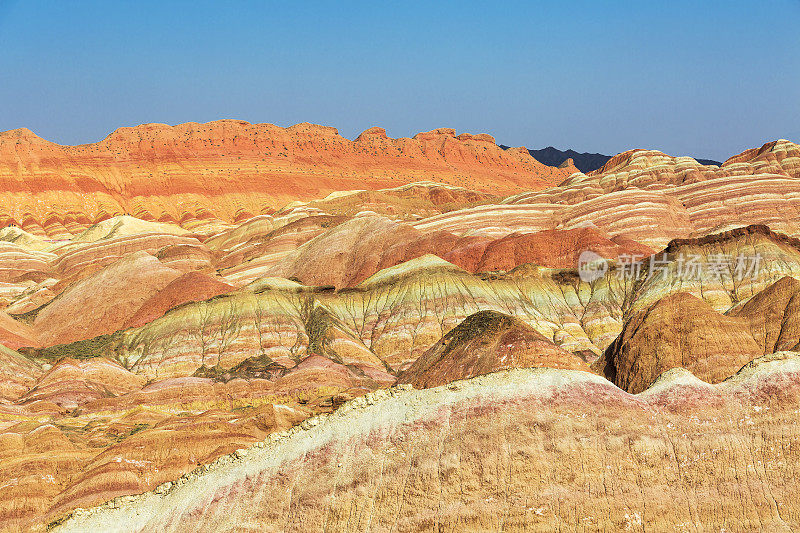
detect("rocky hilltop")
[501,144,722,173]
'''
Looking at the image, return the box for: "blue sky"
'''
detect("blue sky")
[0,0,798,160]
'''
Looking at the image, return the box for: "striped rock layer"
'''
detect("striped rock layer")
[417,140,800,248]
[0,121,570,235]
[0,136,797,530]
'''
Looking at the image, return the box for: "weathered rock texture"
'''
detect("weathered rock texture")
[728,275,800,353]
[598,292,762,393]
[414,140,800,248]
[33,252,182,346]
[0,132,798,531]
[0,122,570,234]
[399,310,590,388]
[53,355,800,532]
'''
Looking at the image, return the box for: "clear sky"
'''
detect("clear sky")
[0,0,798,161]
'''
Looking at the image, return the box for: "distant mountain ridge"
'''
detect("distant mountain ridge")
[0,121,576,230]
[499,145,721,173]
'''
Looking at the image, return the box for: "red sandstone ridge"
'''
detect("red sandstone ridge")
[467,227,654,272]
[33,252,183,347]
[0,120,570,233]
[261,216,654,289]
[354,126,389,141]
[124,272,235,329]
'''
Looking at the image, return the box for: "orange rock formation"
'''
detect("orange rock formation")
[0,121,571,235]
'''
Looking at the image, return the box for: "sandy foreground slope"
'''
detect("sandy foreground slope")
[55,353,800,532]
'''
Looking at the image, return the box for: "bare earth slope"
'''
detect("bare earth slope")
[398,310,590,387]
[54,354,800,532]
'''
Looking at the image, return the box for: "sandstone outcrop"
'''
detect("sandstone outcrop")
[728,276,800,353]
[597,292,762,393]
[398,310,590,388]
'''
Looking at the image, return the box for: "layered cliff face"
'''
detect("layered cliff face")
[0,121,570,235]
[0,132,799,531]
